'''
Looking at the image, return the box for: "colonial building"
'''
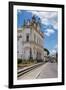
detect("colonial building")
[17,16,44,62]
[44,50,47,61]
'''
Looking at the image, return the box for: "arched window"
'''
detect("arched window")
[26,34,29,42]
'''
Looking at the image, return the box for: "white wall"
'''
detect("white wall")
[0,0,66,90]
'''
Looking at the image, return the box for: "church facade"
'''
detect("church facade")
[17,16,44,62]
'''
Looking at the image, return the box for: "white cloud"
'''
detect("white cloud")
[44,29,55,37]
[50,49,56,55]
[54,44,58,51]
[50,44,58,55]
[53,23,58,30]
[26,11,58,30]
[51,49,56,54]
[20,10,58,36]
[28,11,58,36]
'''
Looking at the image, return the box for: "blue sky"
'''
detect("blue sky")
[17,10,58,54]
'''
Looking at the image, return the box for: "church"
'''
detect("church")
[17,16,44,62]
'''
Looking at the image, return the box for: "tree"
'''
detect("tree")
[44,48,50,55]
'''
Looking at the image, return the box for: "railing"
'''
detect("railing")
[17,62,44,77]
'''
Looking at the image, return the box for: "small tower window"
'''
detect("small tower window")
[26,34,29,42]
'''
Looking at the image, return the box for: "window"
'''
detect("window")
[26,34,29,42]
[17,35,22,40]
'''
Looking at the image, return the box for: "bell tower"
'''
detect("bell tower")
[32,15,36,23]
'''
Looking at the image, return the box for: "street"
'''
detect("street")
[37,62,58,79]
[18,62,58,80]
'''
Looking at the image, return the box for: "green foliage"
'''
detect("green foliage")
[44,48,50,55]
[17,59,22,64]
[17,59,37,65]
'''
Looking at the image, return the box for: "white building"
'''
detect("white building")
[44,50,48,61]
[17,16,44,62]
